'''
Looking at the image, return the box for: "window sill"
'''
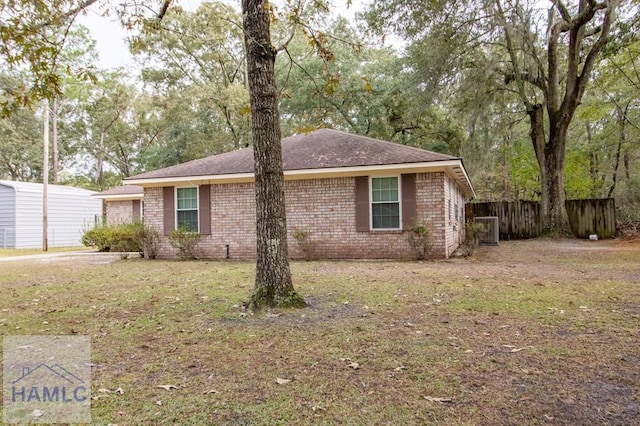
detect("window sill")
[368,229,403,234]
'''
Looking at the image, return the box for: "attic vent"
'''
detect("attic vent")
[474,216,499,245]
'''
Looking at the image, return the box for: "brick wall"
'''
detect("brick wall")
[415,172,446,258]
[443,174,466,257]
[144,172,466,260]
[144,187,174,258]
[105,200,134,225]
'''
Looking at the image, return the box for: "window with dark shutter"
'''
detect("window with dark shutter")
[356,174,417,231]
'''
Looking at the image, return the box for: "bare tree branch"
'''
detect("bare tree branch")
[495,0,534,110]
[157,0,173,20]
[553,0,572,22]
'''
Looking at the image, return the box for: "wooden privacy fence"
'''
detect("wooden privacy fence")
[566,199,616,239]
[468,199,616,240]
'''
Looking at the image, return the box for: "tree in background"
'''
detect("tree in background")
[367,0,634,235]
[575,37,640,224]
[131,1,252,156]
[0,71,43,181]
[496,0,620,235]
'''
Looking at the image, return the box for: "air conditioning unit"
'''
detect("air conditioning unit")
[474,216,499,245]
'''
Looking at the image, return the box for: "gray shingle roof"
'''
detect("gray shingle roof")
[126,129,458,181]
[94,185,143,197]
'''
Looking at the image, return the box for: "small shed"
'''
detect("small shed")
[0,180,103,249]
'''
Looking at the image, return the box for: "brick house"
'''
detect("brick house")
[93,185,144,225]
[124,129,475,259]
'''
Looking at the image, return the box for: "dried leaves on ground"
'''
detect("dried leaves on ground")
[0,239,638,425]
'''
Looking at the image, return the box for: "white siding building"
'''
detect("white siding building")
[0,180,103,249]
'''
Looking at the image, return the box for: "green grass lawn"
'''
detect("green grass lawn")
[0,239,638,425]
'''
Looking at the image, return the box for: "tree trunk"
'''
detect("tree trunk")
[542,134,570,235]
[97,131,105,191]
[624,152,630,180]
[242,0,305,310]
[609,102,629,197]
[586,123,599,184]
[529,104,571,235]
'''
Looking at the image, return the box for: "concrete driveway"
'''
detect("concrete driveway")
[0,250,124,263]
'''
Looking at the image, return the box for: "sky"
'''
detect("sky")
[78,0,365,70]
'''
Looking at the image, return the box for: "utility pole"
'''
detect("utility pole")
[43,100,49,252]
[52,95,58,184]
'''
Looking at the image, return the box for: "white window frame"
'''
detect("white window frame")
[175,186,199,233]
[369,175,402,231]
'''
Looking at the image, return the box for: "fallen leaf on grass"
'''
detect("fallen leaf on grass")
[275,377,291,385]
[91,394,108,401]
[423,396,453,403]
[156,400,162,406]
[156,385,179,391]
[347,362,360,370]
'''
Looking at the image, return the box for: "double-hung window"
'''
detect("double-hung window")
[176,187,199,232]
[371,177,401,229]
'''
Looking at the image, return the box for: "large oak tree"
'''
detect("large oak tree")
[367,0,630,234]
[497,0,619,234]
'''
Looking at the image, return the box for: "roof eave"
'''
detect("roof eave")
[124,160,475,197]
[92,193,144,201]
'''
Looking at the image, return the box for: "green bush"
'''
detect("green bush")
[292,229,315,260]
[135,224,161,259]
[406,221,433,260]
[81,224,113,252]
[464,221,488,248]
[453,221,489,257]
[82,222,143,255]
[168,226,202,260]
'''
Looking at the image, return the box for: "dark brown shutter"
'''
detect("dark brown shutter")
[199,184,211,235]
[132,200,141,221]
[355,176,369,232]
[401,173,417,229]
[163,186,175,236]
